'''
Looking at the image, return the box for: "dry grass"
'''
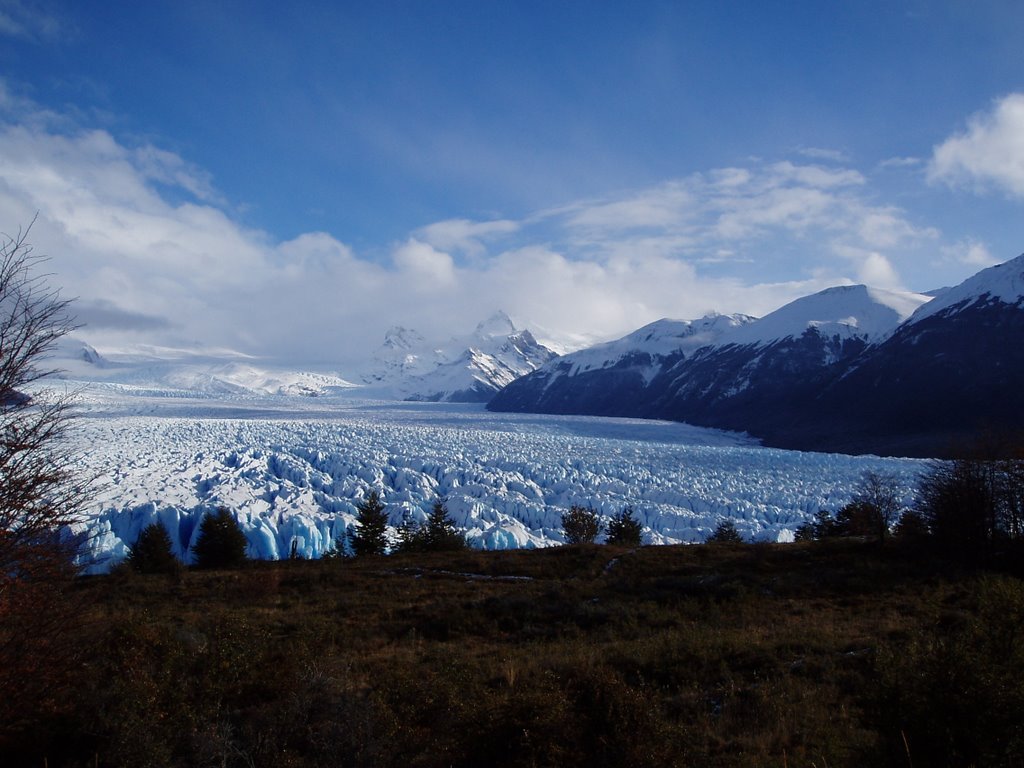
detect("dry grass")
[4,539,1023,767]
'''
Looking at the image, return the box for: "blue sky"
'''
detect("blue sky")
[1,0,1022,366]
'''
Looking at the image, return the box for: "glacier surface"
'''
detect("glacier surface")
[67,384,927,571]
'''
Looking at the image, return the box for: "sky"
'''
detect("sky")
[0,0,1022,369]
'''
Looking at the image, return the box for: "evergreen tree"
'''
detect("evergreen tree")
[794,521,816,542]
[192,507,249,568]
[321,535,347,559]
[707,519,744,544]
[348,491,389,556]
[561,505,602,545]
[127,522,180,574]
[394,499,467,553]
[395,509,426,554]
[423,498,467,551]
[605,506,643,546]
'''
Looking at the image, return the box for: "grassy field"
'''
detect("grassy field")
[7,539,1024,767]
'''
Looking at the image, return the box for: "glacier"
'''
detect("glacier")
[66,383,927,572]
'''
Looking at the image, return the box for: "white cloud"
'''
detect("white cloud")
[392,238,456,287]
[0,106,951,369]
[856,208,938,250]
[878,156,922,169]
[941,239,1000,269]
[414,218,519,258]
[562,182,695,234]
[857,252,903,291]
[929,93,1024,198]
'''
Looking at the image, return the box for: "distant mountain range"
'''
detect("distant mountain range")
[489,254,1024,458]
[360,311,557,402]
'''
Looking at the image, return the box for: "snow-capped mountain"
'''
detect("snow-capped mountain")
[492,253,1024,456]
[490,285,928,421]
[721,284,930,348]
[904,253,1024,325]
[362,311,557,402]
[488,313,754,415]
[781,252,1024,456]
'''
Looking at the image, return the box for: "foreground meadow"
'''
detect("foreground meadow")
[7,540,1024,767]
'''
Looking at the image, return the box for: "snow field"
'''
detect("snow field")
[68,395,927,571]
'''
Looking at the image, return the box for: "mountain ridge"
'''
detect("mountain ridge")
[489,256,1024,457]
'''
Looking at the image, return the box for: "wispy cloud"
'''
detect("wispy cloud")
[414,218,519,259]
[929,93,1024,198]
[796,147,850,163]
[0,0,68,42]
[940,239,1000,269]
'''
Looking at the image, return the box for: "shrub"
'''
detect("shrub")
[605,506,643,546]
[348,491,389,556]
[192,508,249,568]
[561,505,602,545]
[893,509,929,539]
[127,522,181,575]
[919,459,998,562]
[834,501,880,537]
[707,519,743,543]
[851,470,904,539]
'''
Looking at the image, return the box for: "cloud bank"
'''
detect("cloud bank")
[0,96,971,371]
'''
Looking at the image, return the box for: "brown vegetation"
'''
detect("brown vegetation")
[5,539,1023,767]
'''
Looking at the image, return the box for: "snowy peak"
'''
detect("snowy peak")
[722,284,932,347]
[473,310,517,340]
[907,252,1024,325]
[382,326,427,351]
[52,337,109,373]
[363,313,557,402]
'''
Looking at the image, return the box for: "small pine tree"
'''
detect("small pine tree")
[394,499,467,553]
[192,507,249,568]
[606,506,643,546]
[707,519,744,544]
[794,522,816,542]
[423,498,467,552]
[395,509,427,554]
[561,505,602,545]
[348,491,389,556]
[321,535,347,559]
[127,522,180,575]
[811,510,840,539]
